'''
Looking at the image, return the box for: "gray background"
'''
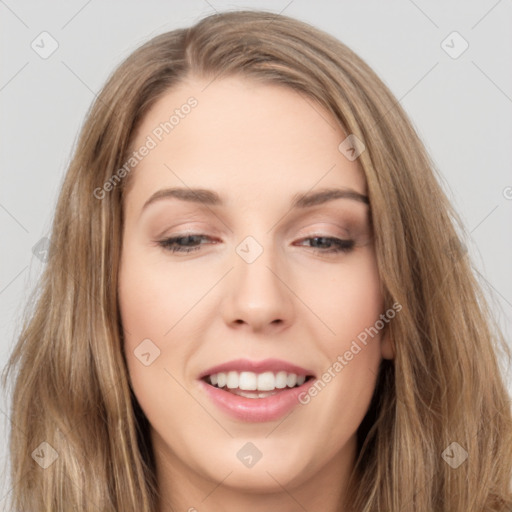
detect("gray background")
[1,0,511,504]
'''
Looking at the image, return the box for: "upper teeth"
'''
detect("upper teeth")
[209,371,307,391]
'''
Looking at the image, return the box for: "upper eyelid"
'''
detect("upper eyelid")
[145,204,367,231]
[156,217,361,235]
[157,226,356,239]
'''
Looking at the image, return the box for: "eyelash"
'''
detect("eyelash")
[157,234,355,255]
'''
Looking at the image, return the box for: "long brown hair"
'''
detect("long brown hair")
[3,10,511,511]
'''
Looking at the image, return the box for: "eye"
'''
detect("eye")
[157,234,355,255]
[157,234,215,254]
[294,236,355,254]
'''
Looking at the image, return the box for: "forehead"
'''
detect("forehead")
[125,75,367,209]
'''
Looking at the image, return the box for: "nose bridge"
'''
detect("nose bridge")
[234,230,284,299]
[222,228,295,331]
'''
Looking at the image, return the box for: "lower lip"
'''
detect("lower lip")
[198,378,315,422]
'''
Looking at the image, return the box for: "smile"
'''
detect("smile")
[198,359,316,422]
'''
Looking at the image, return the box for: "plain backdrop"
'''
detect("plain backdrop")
[1,0,511,504]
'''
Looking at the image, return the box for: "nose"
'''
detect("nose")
[220,237,295,335]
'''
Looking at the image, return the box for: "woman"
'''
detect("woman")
[3,10,511,512]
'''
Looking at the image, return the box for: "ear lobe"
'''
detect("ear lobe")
[380,331,395,360]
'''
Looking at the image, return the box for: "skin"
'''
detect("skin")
[118,75,394,512]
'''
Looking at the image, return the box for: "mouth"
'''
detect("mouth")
[197,359,317,422]
[201,371,315,399]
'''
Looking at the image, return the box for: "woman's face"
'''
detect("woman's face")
[118,75,393,506]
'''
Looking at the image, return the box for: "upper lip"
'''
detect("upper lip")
[198,358,316,380]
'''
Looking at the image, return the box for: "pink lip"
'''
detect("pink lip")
[198,377,316,422]
[197,358,316,423]
[198,358,315,379]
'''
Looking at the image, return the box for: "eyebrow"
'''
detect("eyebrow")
[141,186,369,212]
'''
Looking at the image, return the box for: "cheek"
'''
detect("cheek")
[118,242,178,389]
[118,244,169,337]
[298,251,383,431]
[118,244,196,433]
[118,239,203,341]
[307,251,383,346]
